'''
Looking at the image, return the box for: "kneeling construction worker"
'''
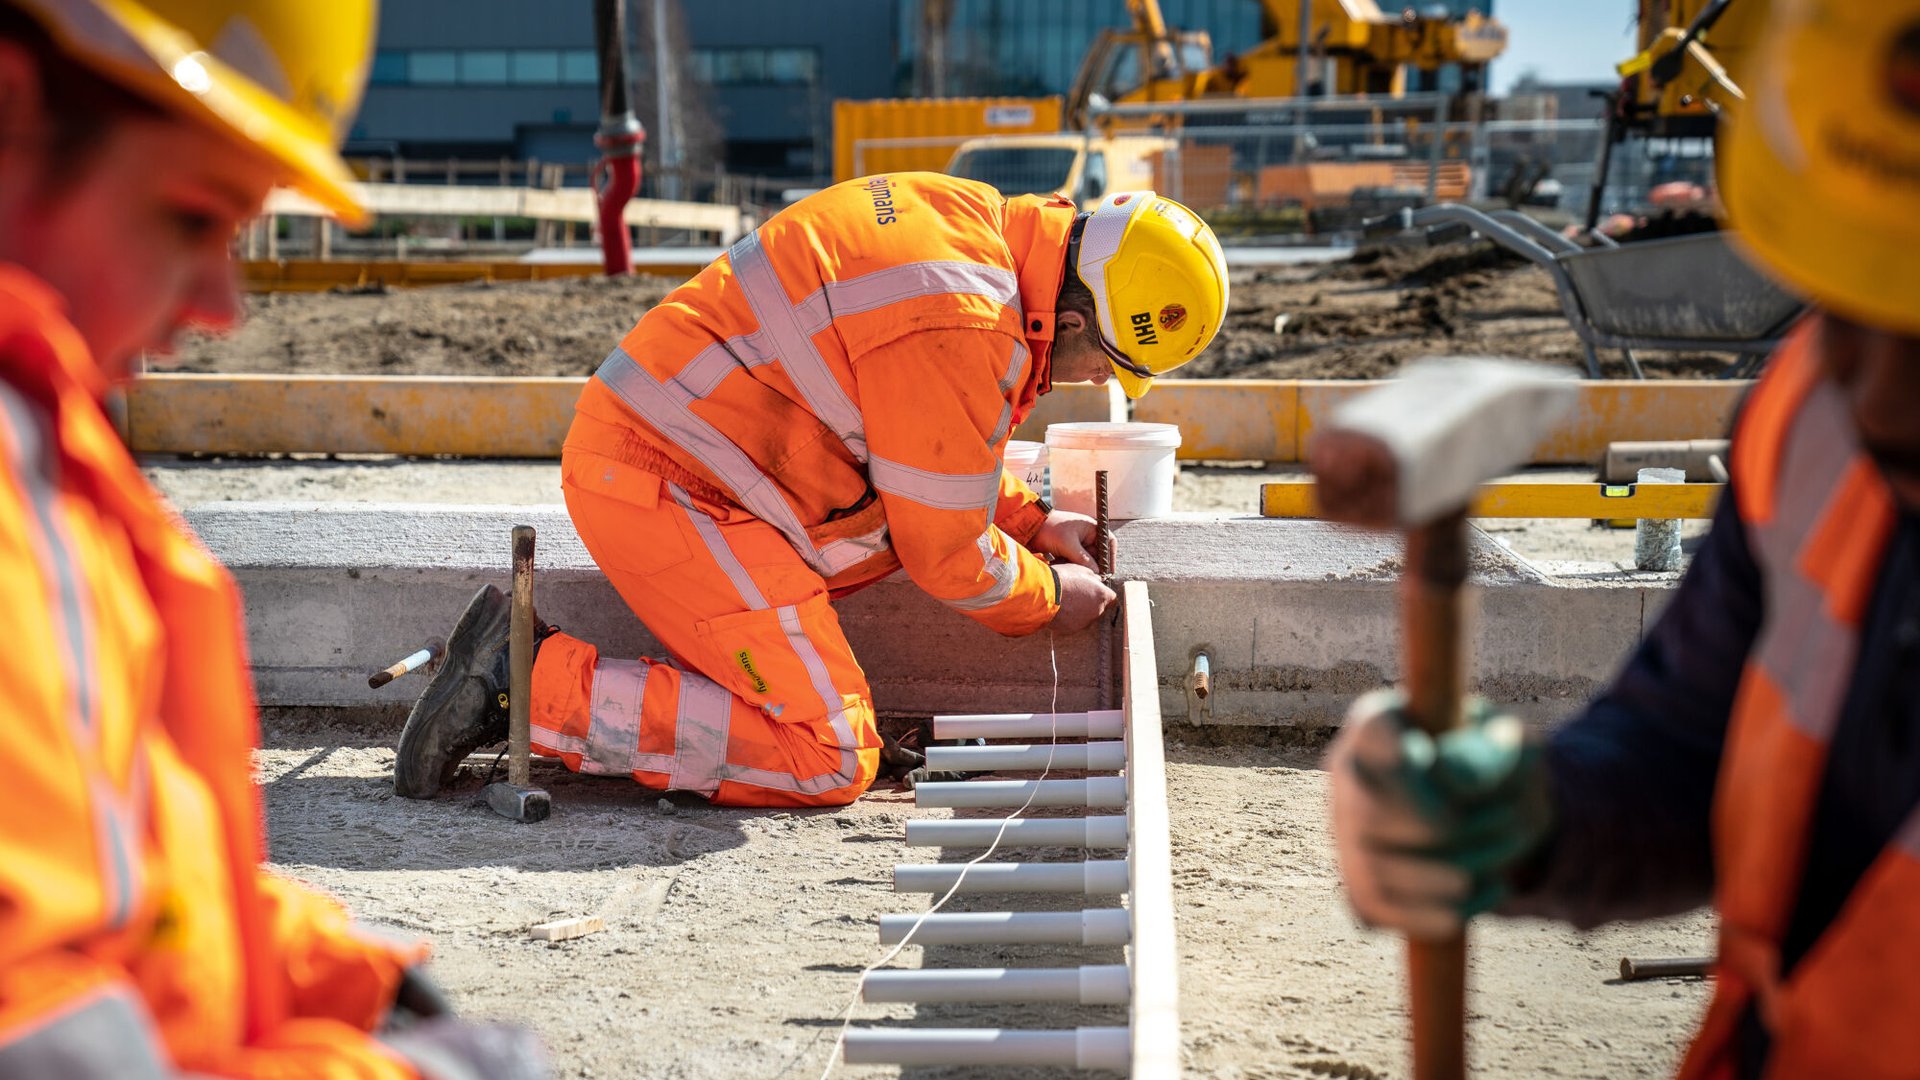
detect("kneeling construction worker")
[1328,3,1920,1076]
[0,1,543,1076]
[396,176,1228,807]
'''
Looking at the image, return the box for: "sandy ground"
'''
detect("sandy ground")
[174,241,1743,381]
[262,716,1712,1080]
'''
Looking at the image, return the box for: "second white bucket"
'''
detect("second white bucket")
[1045,422,1181,520]
[1004,439,1049,496]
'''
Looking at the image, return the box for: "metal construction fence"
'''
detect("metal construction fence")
[850,94,1634,230]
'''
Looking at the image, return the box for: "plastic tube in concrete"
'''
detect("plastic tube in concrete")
[931,710,1124,739]
[893,859,1129,895]
[877,908,1130,946]
[923,740,1125,773]
[904,814,1128,849]
[861,964,1129,1004]
[841,1026,1129,1069]
[912,776,1127,809]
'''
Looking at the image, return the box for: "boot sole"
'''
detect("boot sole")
[394,584,512,798]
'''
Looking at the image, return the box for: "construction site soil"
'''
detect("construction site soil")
[263,715,1713,1080]
[176,242,1738,380]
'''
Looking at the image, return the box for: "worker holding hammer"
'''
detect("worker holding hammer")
[0,1,543,1076]
[1327,3,1920,1076]
[396,177,1229,807]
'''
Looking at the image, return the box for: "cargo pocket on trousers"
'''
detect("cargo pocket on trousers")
[693,592,852,724]
[562,453,694,577]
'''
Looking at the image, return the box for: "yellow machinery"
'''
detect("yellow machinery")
[1614,0,1766,138]
[1066,0,1509,128]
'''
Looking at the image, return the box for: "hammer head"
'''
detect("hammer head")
[1309,357,1578,529]
[484,781,551,823]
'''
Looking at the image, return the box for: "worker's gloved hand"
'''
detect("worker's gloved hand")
[1030,508,1105,570]
[383,1017,549,1080]
[1326,690,1554,942]
[1051,563,1116,633]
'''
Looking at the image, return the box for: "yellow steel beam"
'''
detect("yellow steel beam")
[123,374,584,457]
[1259,480,1723,520]
[241,259,702,293]
[120,374,1751,462]
[1292,379,1746,466]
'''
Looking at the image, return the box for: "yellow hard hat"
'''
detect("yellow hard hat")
[1072,190,1230,399]
[14,0,376,226]
[1722,0,1920,334]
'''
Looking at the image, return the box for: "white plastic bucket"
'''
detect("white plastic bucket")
[1003,439,1049,494]
[1044,422,1182,520]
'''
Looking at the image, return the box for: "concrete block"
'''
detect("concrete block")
[188,504,1676,730]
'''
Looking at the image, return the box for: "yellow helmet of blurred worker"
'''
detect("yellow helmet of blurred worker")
[13,0,376,225]
[1722,0,1920,335]
[1072,190,1230,399]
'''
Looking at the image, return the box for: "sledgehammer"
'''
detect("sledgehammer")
[485,525,551,823]
[1309,357,1576,1080]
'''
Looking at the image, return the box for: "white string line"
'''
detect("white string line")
[816,629,1067,1080]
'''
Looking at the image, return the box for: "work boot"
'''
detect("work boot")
[395,585,525,799]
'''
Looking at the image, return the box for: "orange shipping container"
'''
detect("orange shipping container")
[832,96,1062,183]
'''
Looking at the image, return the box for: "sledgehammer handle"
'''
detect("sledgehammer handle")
[509,526,536,789]
[1404,513,1470,1080]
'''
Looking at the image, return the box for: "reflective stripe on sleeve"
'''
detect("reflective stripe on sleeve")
[0,985,168,1079]
[942,533,1019,613]
[868,455,1000,513]
[797,259,1019,330]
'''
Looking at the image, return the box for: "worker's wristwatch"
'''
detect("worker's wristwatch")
[1034,496,1053,516]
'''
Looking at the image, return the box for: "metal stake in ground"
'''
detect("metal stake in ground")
[486,525,551,822]
[1309,357,1577,1080]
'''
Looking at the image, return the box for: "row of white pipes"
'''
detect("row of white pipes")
[842,707,1154,1072]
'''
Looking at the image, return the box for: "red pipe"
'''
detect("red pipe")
[593,125,645,277]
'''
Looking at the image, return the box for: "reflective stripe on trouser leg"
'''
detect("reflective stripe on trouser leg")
[551,467,881,805]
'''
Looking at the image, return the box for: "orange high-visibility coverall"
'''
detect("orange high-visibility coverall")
[532,174,1074,807]
[0,267,427,1077]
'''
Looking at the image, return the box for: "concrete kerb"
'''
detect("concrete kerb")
[189,504,1676,734]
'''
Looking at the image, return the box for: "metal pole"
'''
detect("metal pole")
[652,0,677,201]
[508,525,536,788]
[1427,94,1446,203]
[593,0,645,276]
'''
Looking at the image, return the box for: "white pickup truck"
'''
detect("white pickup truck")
[945,134,1175,211]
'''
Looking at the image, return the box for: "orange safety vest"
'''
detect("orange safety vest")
[568,173,1069,635]
[1677,319,1911,1080]
[0,267,421,1077]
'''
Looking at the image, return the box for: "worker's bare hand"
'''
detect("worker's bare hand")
[1030,508,1107,570]
[1051,563,1115,632]
[1326,690,1553,942]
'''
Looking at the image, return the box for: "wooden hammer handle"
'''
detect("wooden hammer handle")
[509,525,536,789]
[1404,513,1470,1080]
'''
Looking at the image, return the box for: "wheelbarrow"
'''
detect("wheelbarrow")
[1371,204,1803,378]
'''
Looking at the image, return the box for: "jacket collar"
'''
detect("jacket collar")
[1002,193,1077,414]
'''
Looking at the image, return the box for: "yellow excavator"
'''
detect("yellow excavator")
[1585,0,1765,226]
[1065,0,1508,129]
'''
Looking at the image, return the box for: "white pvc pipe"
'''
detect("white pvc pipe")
[932,710,1125,739]
[841,1026,1129,1069]
[904,814,1128,849]
[861,964,1129,1004]
[893,859,1129,895]
[923,740,1125,773]
[877,908,1130,946]
[913,775,1128,809]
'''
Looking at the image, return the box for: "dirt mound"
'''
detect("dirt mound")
[174,243,1736,380]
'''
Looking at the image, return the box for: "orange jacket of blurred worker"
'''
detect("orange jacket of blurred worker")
[0,267,425,1076]
[569,173,1070,631]
[1676,323,1913,1080]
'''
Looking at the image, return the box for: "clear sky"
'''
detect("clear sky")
[1489,0,1641,93]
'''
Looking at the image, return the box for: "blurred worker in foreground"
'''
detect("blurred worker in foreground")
[396,176,1229,807]
[1328,4,1920,1077]
[0,1,542,1076]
